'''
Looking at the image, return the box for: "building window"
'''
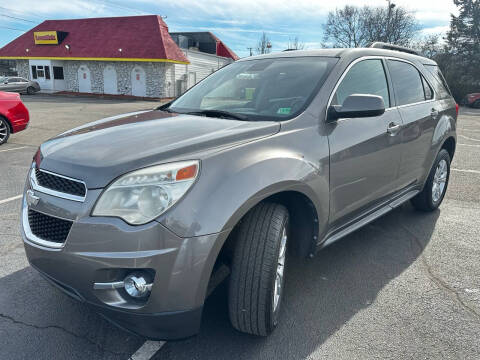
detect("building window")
[36,66,45,78]
[45,66,51,80]
[53,66,64,80]
[31,66,37,79]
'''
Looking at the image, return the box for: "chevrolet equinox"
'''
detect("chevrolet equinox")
[21,43,457,339]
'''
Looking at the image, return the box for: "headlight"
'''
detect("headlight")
[92,161,199,225]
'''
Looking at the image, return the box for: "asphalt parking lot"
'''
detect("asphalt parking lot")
[1,95,479,359]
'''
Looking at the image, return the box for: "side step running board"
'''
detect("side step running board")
[319,189,419,249]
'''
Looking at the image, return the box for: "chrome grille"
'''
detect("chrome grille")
[35,168,86,197]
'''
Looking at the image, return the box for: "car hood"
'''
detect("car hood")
[38,110,280,188]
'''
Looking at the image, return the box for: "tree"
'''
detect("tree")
[411,34,444,58]
[323,4,419,47]
[442,0,480,100]
[286,36,306,50]
[323,6,365,47]
[256,32,272,54]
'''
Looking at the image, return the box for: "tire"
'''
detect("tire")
[27,86,35,95]
[411,149,451,211]
[228,202,289,336]
[0,117,10,145]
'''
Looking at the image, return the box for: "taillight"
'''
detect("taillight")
[455,103,459,116]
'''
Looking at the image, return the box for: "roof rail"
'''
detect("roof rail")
[369,42,419,56]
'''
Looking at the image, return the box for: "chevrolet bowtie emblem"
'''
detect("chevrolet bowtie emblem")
[26,189,40,207]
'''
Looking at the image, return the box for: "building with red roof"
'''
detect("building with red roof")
[0,15,238,97]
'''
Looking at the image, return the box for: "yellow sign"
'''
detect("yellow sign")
[34,31,59,45]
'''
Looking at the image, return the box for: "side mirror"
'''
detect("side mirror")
[327,94,385,122]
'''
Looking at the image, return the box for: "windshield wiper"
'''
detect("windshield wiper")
[185,109,249,121]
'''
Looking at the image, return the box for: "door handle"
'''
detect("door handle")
[387,122,401,136]
[431,108,439,119]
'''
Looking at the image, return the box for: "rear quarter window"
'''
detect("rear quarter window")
[424,64,451,99]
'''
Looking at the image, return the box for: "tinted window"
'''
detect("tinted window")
[422,76,433,100]
[332,59,390,107]
[388,60,425,106]
[425,64,451,98]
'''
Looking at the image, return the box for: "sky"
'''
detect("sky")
[0,0,458,58]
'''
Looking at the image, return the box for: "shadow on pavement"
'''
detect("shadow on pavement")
[159,203,440,360]
[0,266,143,360]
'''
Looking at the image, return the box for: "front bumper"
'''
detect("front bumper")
[21,186,227,340]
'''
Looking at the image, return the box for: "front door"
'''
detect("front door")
[327,58,404,226]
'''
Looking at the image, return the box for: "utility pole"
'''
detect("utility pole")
[386,0,396,43]
[247,47,253,56]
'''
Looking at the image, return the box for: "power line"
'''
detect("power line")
[0,6,43,20]
[0,14,38,24]
[0,25,27,32]
[94,0,148,15]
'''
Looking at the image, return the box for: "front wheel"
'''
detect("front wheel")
[411,149,451,211]
[27,86,35,95]
[228,202,289,336]
[0,117,10,145]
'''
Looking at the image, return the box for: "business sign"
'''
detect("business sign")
[34,31,59,45]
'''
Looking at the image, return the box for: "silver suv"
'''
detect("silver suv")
[21,44,457,339]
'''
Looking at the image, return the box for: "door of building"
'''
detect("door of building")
[103,66,118,95]
[131,66,146,97]
[78,65,91,93]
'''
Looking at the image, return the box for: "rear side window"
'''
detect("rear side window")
[388,60,425,106]
[332,59,390,107]
[424,64,451,99]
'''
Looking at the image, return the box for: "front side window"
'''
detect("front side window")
[169,57,338,121]
[388,60,425,106]
[332,59,390,108]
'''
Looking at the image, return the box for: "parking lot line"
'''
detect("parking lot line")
[451,168,480,175]
[0,194,22,205]
[0,146,28,153]
[458,143,480,147]
[459,134,480,142]
[129,341,166,360]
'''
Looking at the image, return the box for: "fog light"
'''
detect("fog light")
[124,273,152,298]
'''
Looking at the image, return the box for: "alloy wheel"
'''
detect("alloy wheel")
[273,227,287,314]
[432,159,448,203]
[0,120,8,143]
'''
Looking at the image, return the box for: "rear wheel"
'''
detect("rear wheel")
[411,149,450,211]
[27,86,35,95]
[228,202,289,336]
[0,117,10,145]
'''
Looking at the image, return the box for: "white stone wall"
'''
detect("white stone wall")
[16,60,30,79]
[63,61,169,97]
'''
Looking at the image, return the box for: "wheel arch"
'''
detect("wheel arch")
[441,136,456,160]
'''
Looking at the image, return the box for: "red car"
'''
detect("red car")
[0,91,30,145]
[463,93,480,108]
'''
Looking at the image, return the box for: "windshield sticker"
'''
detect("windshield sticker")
[277,107,291,115]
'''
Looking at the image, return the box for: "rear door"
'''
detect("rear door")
[386,59,439,187]
[327,58,404,225]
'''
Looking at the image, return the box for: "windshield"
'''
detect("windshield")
[168,57,337,121]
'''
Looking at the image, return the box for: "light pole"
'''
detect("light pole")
[386,0,396,43]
